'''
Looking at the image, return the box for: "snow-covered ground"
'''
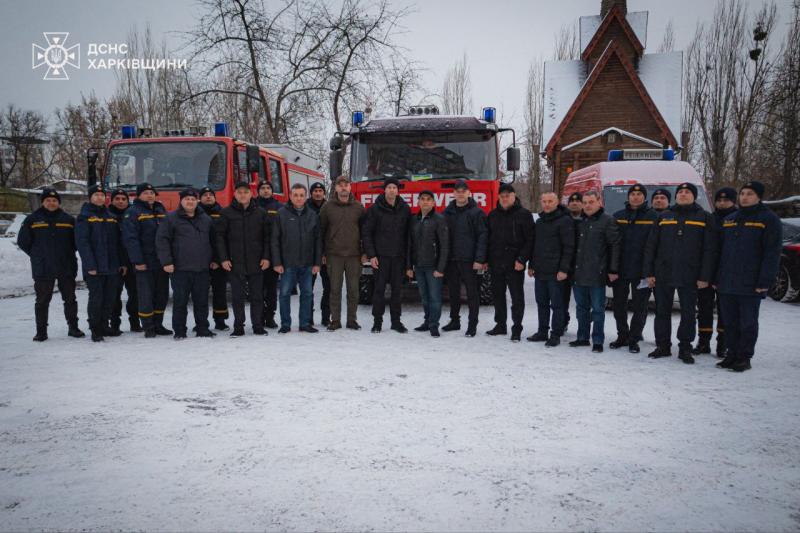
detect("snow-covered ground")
[1,240,799,531]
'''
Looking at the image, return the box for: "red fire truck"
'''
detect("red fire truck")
[90,122,323,209]
[328,105,521,303]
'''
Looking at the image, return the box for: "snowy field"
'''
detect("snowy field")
[1,236,799,531]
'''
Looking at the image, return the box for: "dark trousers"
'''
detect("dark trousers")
[534,277,565,336]
[210,267,229,323]
[491,266,525,331]
[372,255,404,323]
[311,264,331,323]
[86,274,120,331]
[230,272,263,330]
[446,261,479,326]
[612,279,651,342]
[416,266,444,329]
[697,286,724,346]
[262,269,278,322]
[719,293,762,360]
[171,270,210,335]
[563,276,573,329]
[112,267,138,328]
[573,285,606,345]
[327,255,361,324]
[136,269,170,330]
[34,276,79,332]
[654,284,697,348]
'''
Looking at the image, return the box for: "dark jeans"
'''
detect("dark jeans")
[136,269,170,330]
[446,261,479,326]
[534,277,565,336]
[719,293,762,359]
[612,279,651,342]
[34,276,79,331]
[171,270,210,335]
[573,285,606,346]
[229,272,263,330]
[280,266,313,328]
[262,268,278,322]
[328,255,361,324]
[112,267,138,328]
[86,273,120,331]
[311,264,331,323]
[697,286,724,345]
[372,255,405,323]
[563,276,573,328]
[210,267,228,322]
[491,266,525,331]
[654,284,698,348]
[415,266,444,329]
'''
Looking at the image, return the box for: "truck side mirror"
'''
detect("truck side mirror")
[506,146,521,172]
[246,144,260,174]
[87,149,100,186]
[329,150,343,180]
[329,135,343,151]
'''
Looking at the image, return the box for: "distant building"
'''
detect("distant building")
[542,0,682,194]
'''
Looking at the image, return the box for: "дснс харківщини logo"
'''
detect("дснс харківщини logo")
[32,32,80,80]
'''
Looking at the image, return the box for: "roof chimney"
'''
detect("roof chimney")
[601,0,627,18]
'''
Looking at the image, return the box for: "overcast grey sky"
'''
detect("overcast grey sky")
[0,0,794,136]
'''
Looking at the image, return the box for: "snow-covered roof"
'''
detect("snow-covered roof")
[560,127,662,151]
[579,11,648,53]
[542,59,586,152]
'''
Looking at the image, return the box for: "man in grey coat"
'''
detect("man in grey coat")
[271,183,322,333]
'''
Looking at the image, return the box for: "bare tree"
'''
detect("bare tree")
[521,58,545,208]
[553,23,580,61]
[380,55,423,117]
[658,19,675,53]
[441,52,472,115]
[0,104,52,188]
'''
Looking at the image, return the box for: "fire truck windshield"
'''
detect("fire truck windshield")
[104,141,227,190]
[351,131,497,182]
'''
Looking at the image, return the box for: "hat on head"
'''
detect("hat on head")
[453,179,469,191]
[39,187,60,203]
[628,183,646,197]
[234,181,251,190]
[652,188,671,202]
[714,187,737,202]
[568,192,583,203]
[199,186,215,197]
[136,182,156,196]
[258,180,271,189]
[675,182,698,199]
[87,184,106,197]
[310,182,325,193]
[384,177,401,189]
[110,188,128,201]
[179,187,199,199]
[740,180,765,199]
[334,175,350,185]
[418,190,434,200]
[499,183,515,194]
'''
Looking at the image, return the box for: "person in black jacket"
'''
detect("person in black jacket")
[122,183,171,338]
[156,188,216,339]
[610,184,658,353]
[362,177,411,333]
[715,181,782,372]
[527,192,574,346]
[644,182,717,364]
[563,192,584,331]
[76,184,125,342]
[694,187,738,356]
[407,190,449,337]
[17,188,84,341]
[486,184,535,342]
[568,191,620,352]
[108,189,139,334]
[216,181,271,337]
[256,180,283,329]
[307,181,330,327]
[271,183,322,333]
[442,179,487,337]
[200,186,229,331]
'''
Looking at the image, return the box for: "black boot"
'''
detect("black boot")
[214,319,229,331]
[545,335,560,347]
[442,320,461,332]
[486,324,507,336]
[510,327,522,342]
[628,341,640,353]
[678,344,695,364]
[715,341,727,358]
[648,346,672,358]
[264,315,278,329]
[90,329,105,342]
[196,329,216,338]
[716,353,737,369]
[154,322,173,336]
[346,321,361,330]
[526,331,548,342]
[230,326,245,337]
[729,357,751,372]
[104,324,123,337]
[371,320,382,333]
[129,317,143,332]
[144,327,157,339]
[568,339,590,347]
[67,324,86,338]
[692,339,711,355]
[34,305,49,341]
[609,336,628,349]
[465,323,477,337]
[32,329,48,342]
[413,323,429,332]
[592,344,604,353]
[430,326,440,338]
[390,322,408,334]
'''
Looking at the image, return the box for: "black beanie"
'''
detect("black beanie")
[136,182,156,196]
[39,187,61,203]
[652,188,671,202]
[310,182,325,193]
[87,184,106,197]
[199,186,215,197]
[740,180,765,199]
[675,182,698,199]
[714,187,737,202]
[179,187,199,199]
[110,188,128,201]
[568,192,583,203]
[628,183,646,197]
[384,177,401,190]
[499,183,515,194]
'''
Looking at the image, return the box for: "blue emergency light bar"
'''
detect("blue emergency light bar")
[121,125,137,139]
[214,122,230,137]
[352,111,364,127]
[482,107,496,123]
[608,149,675,161]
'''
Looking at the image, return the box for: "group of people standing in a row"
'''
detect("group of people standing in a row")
[17,174,781,372]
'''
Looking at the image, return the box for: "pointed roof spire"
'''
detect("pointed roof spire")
[601,0,627,18]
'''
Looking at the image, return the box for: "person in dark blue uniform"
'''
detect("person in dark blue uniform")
[75,184,125,342]
[17,188,84,341]
[199,186,229,331]
[122,183,172,338]
[108,188,139,334]
[256,180,283,329]
[715,181,782,372]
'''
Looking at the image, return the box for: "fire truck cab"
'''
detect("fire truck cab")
[94,122,323,210]
[328,106,521,304]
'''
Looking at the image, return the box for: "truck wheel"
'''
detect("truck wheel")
[359,274,374,305]
[479,273,493,305]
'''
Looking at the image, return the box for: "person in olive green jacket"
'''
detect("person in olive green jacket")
[319,175,366,331]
